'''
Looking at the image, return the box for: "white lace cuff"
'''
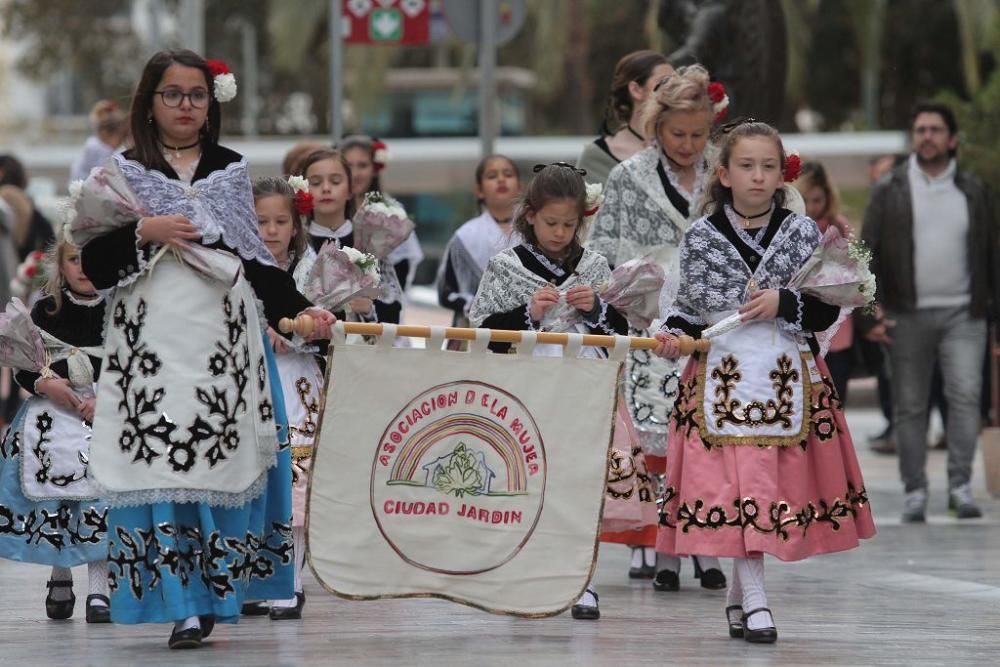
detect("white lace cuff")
[113,218,152,289]
[524,303,539,331]
[587,297,615,334]
[778,288,804,334]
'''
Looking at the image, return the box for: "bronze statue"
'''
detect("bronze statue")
[659,0,788,125]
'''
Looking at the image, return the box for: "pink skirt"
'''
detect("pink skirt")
[601,397,659,536]
[656,354,875,561]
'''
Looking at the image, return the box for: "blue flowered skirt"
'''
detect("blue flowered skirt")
[0,400,108,567]
[107,338,295,624]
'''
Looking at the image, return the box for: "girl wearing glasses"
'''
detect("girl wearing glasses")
[75,49,334,649]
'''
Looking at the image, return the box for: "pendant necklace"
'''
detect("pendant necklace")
[161,139,200,161]
[731,205,771,229]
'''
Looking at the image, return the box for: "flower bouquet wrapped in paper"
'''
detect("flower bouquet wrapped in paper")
[787,226,876,310]
[69,159,148,246]
[303,243,382,312]
[599,255,665,329]
[0,298,47,374]
[352,192,415,260]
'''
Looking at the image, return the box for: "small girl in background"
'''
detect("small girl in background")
[70,100,128,182]
[470,163,657,620]
[0,233,110,623]
[796,161,854,404]
[653,121,875,644]
[300,148,390,324]
[341,135,424,291]
[248,176,336,620]
[437,154,522,327]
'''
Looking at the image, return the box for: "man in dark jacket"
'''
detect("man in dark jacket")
[862,102,998,522]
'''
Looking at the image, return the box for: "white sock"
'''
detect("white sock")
[656,553,681,574]
[642,547,656,568]
[49,566,73,601]
[734,557,774,630]
[575,586,598,608]
[87,561,109,602]
[726,561,742,608]
[693,554,722,572]
[629,546,644,569]
[173,615,200,633]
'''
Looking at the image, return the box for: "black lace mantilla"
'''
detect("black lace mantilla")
[106,294,273,474]
[108,518,293,601]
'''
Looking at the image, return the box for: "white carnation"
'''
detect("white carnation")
[373,147,389,165]
[287,175,308,193]
[68,180,84,200]
[213,73,237,103]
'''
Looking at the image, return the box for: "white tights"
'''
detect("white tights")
[271,525,306,609]
[731,557,774,630]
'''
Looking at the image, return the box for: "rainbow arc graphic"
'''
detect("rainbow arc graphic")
[387,413,527,495]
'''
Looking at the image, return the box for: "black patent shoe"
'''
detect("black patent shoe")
[45,580,75,620]
[570,589,599,620]
[652,568,679,592]
[85,595,111,623]
[693,557,727,590]
[167,626,203,650]
[742,607,778,644]
[269,592,305,620]
[627,547,656,579]
[241,601,270,616]
[725,605,744,639]
[199,615,215,639]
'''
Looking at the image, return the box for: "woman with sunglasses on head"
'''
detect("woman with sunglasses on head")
[75,50,334,649]
[588,65,731,591]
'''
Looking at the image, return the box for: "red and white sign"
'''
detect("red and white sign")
[343,0,430,45]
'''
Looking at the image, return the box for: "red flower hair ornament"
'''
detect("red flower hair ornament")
[708,81,730,123]
[206,59,237,103]
[783,151,802,183]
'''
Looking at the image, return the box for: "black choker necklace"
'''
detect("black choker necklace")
[159,139,200,160]
[731,205,772,228]
[625,124,644,142]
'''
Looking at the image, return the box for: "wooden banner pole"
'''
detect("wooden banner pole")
[278,316,709,355]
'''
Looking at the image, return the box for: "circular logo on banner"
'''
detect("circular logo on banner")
[371,381,546,574]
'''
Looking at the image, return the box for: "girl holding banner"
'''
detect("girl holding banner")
[470,163,658,620]
[653,121,876,644]
[74,50,333,649]
[0,234,110,623]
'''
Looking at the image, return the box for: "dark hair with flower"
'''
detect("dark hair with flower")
[513,163,588,260]
[251,176,308,263]
[700,119,789,214]
[340,135,384,193]
[127,49,222,175]
[298,147,356,220]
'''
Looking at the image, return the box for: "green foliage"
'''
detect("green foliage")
[433,443,482,498]
[935,69,1000,188]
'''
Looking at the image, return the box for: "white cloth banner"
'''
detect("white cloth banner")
[308,325,623,617]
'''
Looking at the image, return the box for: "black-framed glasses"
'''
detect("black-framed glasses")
[154,88,211,108]
[533,161,587,176]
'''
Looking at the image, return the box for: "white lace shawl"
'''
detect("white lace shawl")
[663,211,820,334]
[588,145,701,268]
[437,211,520,316]
[115,153,276,267]
[468,247,611,330]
